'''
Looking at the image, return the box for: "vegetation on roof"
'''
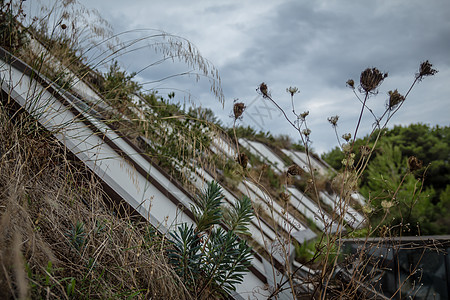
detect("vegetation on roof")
[1,0,447,299]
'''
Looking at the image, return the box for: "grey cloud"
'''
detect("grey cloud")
[75,0,449,153]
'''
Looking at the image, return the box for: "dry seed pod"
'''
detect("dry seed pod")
[287,164,302,177]
[408,156,423,172]
[346,79,355,89]
[418,60,438,78]
[328,115,339,127]
[388,89,405,109]
[280,192,290,203]
[237,153,248,169]
[360,67,387,93]
[233,102,245,119]
[258,82,269,98]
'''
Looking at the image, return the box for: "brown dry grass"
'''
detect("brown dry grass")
[0,103,191,299]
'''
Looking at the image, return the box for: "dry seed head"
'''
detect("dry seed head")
[287,164,302,177]
[61,24,67,30]
[286,86,299,97]
[346,79,355,89]
[417,60,438,79]
[360,67,388,93]
[233,102,245,119]
[237,153,248,169]
[362,204,373,214]
[280,192,290,203]
[302,128,311,137]
[387,89,405,109]
[408,156,423,172]
[300,111,309,120]
[342,143,351,153]
[258,82,269,98]
[360,145,371,156]
[327,115,339,127]
[342,133,352,142]
[381,200,394,210]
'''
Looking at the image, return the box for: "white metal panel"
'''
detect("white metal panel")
[287,187,337,233]
[212,136,237,159]
[321,192,365,226]
[287,188,326,230]
[1,58,195,232]
[351,192,367,206]
[282,149,328,175]
[319,191,358,228]
[239,181,313,240]
[239,139,285,173]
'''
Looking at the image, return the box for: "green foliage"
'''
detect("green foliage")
[0,0,28,51]
[322,123,449,235]
[295,238,340,265]
[168,181,253,297]
[168,223,202,287]
[295,239,316,262]
[203,227,252,294]
[267,166,280,189]
[191,181,223,232]
[187,106,221,126]
[363,142,438,235]
[223,195,253,235]
[102,61,141,111]
[65,221,86,252]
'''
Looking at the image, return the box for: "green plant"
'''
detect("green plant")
[0,0,28,51]
[243,61,439,299]
[168,181,253,298]
[65,221,86,252]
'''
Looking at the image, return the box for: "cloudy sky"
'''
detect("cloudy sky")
[72,0,449,153]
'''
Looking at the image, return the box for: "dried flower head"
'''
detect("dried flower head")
[342,133,352,142]
[381,200,394,210]
[346,79,355,89]
[408,156,423,172]
[342,143,351,153]
[360,67,388,93]
[387,89,405,109]
[417,60,438,80]
[328,115,339,127]
[286,86,299,97]
[362,204,373,214]
[258,82,269,98]
[233,102,245,119]
[237,153,248,169]
[280,192,290,203]
[302,128,311,137]
[287,164,303,177]
[342,153,355,167]
[360,145,371,156]
[299,111,309,121]
[61,24,67,30]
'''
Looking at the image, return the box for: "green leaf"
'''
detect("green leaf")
[191,181,223,232]
[223,195,253,235]
[167,224,202,287]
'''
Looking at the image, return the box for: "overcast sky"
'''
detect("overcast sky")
[73,0,450,153]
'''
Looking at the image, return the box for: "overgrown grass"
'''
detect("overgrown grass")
[0,103,191,299]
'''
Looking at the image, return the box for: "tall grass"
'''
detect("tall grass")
[0,101,193,299]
